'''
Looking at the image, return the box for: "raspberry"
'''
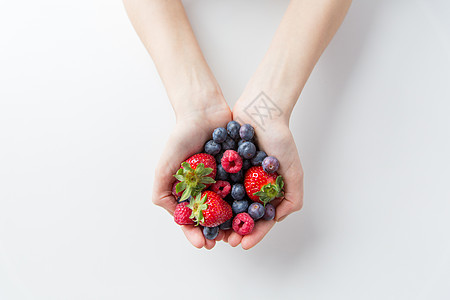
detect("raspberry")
[232,213,254,235]
[221,150,243,173]
[171,180,182,199]
[174,202,195,225]
[210,180,231,198]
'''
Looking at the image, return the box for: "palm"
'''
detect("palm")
[152,107,232,249]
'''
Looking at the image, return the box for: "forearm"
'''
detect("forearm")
[239,0,352,122]
[123,0,223,118]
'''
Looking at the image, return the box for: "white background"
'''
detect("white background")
[1,0,450,299]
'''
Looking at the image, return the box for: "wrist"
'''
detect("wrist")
[235,62,306,125]
[172,89,230,123]
[165,65,228,121]
[234,86,293,130]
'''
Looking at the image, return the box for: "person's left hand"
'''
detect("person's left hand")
[226,102,304,249]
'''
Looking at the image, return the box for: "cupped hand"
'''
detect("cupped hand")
[152,99,232,250]
[228,103,304,249]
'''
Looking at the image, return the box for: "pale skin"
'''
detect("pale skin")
[123,0,352,249]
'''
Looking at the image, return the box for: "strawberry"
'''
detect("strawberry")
[188,191,232,227]
[244,166,284,205]
[174,153,217,202]
[174,202,195,225]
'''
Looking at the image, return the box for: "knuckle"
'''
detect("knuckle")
[287,199,303,213]
[152,196,163,206]
[294,200,303,212]
[299,167,304,177]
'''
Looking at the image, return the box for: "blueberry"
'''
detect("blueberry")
[251,150,267,166]
[232,200,249,214]
[215,150,225,164]
[222,137,236,150]
[263,203,276,220]
[229,169,243,182]
[248,202,265,220]
[212,127,227,143]
[203,226,219,240]
[204,140,221,155]
[231,183,245,200]
[219,218,232,230]
[239,124,254,141]
[262,156,280,173]
[216,164,229,181]
[243,159,252,170]
[237,141,256,159]
[237,139,246,148]
[227,121,241,140]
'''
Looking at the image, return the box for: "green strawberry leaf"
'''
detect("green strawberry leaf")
[195,163,205,174]
[173,174,185,182]
[253,176,285,206]
[276,176,284,190]
[181,162,193,172]
[200,177,216,184]
[175,181,186,193]
[172,161,214,203]
[201,167,213,176]
[188,193,208,225]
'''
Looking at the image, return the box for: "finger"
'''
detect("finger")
[223,230,232,243]
[151,155,178,215]
[204,238,216,250]
[275,197,303,222]
[153,194,178,215]
[241,219,276,250]
[152,159,179,210]
[151,130,192,214]
[228,231,243,247]
[181,225,205,249]
[276,168,304,221]
[270,198,283,208]
[215,230,225,242]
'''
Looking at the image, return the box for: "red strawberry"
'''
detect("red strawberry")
[174,153,217,202]
[188,191,232,227]
[244,166,284,205]
[174,202,195,225]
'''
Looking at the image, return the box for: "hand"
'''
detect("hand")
[152,97,232,249]
[228,101,304,249]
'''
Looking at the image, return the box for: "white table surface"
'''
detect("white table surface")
[1,0,449,299]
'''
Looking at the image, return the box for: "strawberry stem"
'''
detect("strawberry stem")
[187,193,208,225]
[173,163,215,201]
[253,175,284,206]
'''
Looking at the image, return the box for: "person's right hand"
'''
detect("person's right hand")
[152,96,232,249]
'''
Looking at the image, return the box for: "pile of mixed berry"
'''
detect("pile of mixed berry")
[172,121,284,240]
